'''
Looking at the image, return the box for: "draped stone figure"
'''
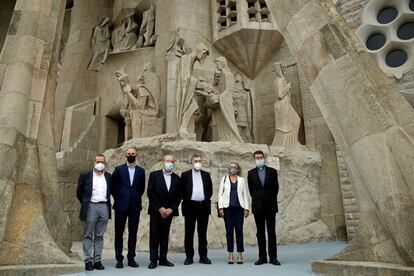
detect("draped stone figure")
[137,3,156,48]
[205,56,244,143]
[233,72,254,143]
[175,43,211,135]
[112,15,138,52]
[87,17,111,72]
[271,62,302,149]
[115,68,160,140]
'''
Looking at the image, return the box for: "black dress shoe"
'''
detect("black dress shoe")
[115,261,123,269]
[93,261,105,270]
[148,261,157,269]
[159,259,174,266]
[254,258,267,265]
[128,259,139,267]
[85,261,94,271]
[269,258,281,265]
[199,256,212,264]
[184,258,194,265]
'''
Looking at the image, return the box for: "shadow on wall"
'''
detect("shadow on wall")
[0,0,17,54]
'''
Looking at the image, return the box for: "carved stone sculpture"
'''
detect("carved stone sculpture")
[115,68,161,140]
[175,43,211,135]
[271,62,302,150]
[233,72,254,143]
[143,62,160,101]
[137,3,156,48]
[111,15,138,52]
[87,17,111,72]
[165,28,186,133]
[205,56,244,143]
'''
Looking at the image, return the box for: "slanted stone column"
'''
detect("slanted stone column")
[271,0,414,268]
[0,0,82,273]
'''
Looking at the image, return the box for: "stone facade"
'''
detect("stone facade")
[0,0,413,275]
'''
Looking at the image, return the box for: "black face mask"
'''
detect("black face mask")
[127,155,136,163]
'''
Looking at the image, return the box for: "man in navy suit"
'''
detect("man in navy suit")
[247,150,281,266]
[77,154,112,271]
[147,154,182,269]
[111,147,145,268]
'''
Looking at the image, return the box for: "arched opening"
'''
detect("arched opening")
[0,0,17,53]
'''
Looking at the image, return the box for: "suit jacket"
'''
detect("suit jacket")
[181,169,213,216]
[218,175,250,210]
[111,163,145,212]
[247,165,279,215]
[147,170,182,216]
[76,170,112,221]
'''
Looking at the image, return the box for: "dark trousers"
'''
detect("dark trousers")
[253,212,277,259]
[223,206,245,253]
[149,214,173,262]
[114,206,140,262]
[184,202,209,259]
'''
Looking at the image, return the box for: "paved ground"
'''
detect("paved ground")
[60,241,346,276]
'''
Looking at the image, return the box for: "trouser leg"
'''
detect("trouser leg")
[83,204,98,263]
[266,213,277,259]
[224,207,235,253]
[184,215,196,259]
[127,207,140,261]
[149,214,160,262]
[197,213,209,258]
[159,216,173,261]
[93,204,109,262]
[254,213,267,259]
[114,209,128,262]
[234,207,244,253]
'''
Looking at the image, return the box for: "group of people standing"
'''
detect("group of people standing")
[76,148,280,271]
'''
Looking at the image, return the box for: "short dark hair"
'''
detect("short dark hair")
[191,153,203,161]
[95,153,106,162]
[126,146,138,153]
[253,150,265,158]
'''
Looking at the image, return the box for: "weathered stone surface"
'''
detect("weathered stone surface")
[99,137,331,252]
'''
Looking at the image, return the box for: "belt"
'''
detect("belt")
[190,200,206,204]
[91,201,108,204]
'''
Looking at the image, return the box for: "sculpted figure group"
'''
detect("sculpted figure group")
[77,149,281,271]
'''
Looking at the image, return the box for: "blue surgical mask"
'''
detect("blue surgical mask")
[256,159,265,168]
[229,167,237,175]
[164,162,174,171]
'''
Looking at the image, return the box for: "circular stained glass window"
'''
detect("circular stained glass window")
[397,22,414,40]
[410,0,414,12]
[377,7,398,24]
[385,49,408,67]
[366,33,386,50]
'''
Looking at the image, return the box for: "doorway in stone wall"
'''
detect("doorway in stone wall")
[0,0,17,54]
[106,116,125,149]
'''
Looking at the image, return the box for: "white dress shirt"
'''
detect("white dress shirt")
[163,169,172,191]
[128,163,135,185]
[91,171,107,202]
[191,169,205,201]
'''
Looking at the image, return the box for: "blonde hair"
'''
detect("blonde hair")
[228,161,242,176]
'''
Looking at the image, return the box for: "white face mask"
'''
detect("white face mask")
[193,162,202,171]
[94,163,105,171]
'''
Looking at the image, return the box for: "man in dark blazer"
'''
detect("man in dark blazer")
[111,147,145,268]
[77,154,112,271]
[181,153,213,265]
[247,150,281,266]
[147,154,182,269]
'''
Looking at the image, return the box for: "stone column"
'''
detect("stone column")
[271,0,414,267]
[0,0,81,271]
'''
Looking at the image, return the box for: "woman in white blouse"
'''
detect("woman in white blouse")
[218,161,250,264]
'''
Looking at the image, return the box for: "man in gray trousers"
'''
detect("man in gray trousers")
[77,154,112,271]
